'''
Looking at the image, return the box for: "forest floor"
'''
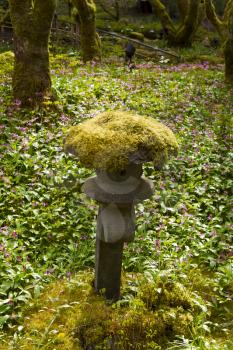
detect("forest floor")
[0,42,232,349]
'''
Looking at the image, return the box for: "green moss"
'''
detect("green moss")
[6,272,203,350]
[139,279,194,311]
[0,51,14,76]
[129,32,144,42]
[0,51,14,60]
[64,111,178,172]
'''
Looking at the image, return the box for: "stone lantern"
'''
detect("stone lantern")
[64,111,178,300]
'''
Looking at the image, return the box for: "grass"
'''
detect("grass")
[0,41,232,349]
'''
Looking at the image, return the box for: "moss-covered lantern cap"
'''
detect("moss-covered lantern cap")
[64,111,178,172]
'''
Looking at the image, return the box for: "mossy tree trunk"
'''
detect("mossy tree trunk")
[177,0,190,20]
[197,0,206,26]
[72,0,101,62]
[223,0,233,22]
[175,0,201,46]
[205,0,225,38]
[224,2,233,83]
[153,0,201,47]
[152,0,176,42]
[9,0,56,106]
[205,0,233,39]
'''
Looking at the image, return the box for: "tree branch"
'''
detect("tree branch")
[98,1,119,21]
[152,0,176,39]
[223,0,233,23]
[72,0,95,18]
[176,0,200,44]
[0,9,10,25]
[205,0,225,38]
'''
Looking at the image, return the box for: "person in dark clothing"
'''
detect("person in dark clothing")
[125,42,136,65]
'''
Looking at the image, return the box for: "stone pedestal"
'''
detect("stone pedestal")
[83,163,154,300]
[95,239,124,300]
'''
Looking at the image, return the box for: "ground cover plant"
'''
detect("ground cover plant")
[0,45,232,349]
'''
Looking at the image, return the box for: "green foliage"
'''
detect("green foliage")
[0,47,232,348]
[0,51,13,76]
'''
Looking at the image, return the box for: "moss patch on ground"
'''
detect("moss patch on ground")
[1,271,209,350]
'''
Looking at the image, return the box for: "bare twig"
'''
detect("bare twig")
[97,29,181,59]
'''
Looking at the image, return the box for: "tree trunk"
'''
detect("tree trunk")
[197,0,206,27]
[153,0,201,47]
[152,0,176,42]
[72,0,101,62]
[114,0,120,21]
[205,0,226,38]
[9,0,56,106]
[177,0,190,20]
[225,2,233,83]
[223,0,233,21]
[175,0,201,47]
[224,40,233,83]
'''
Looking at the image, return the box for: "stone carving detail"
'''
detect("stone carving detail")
[83,163,153,243]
